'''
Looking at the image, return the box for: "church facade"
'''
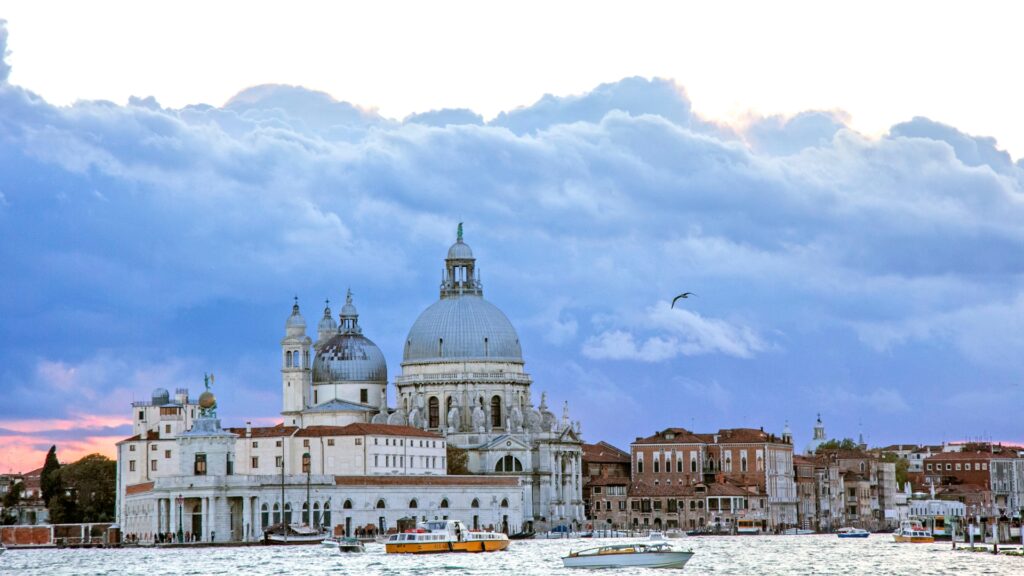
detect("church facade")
[115,227,582,542]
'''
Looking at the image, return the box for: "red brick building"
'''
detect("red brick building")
[582,442,630,527]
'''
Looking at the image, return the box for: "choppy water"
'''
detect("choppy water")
[2,536,1021,575]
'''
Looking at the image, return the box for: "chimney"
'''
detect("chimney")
[246,421,252,438]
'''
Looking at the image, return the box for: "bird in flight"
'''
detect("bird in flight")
[671,292,696,308]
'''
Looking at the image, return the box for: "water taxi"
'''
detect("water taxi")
[893,521,935,543]
[563,542,694,569]
[736,519,762,535]
[836,527,869,538]
[384,520,509,554]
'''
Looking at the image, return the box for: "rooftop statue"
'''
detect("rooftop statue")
[198,373,217,418]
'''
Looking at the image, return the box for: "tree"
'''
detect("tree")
[41,445,62,505]
[446,445,470,475]
[815,438,859,453]
[1,481,23,525]
[57,454,117,523]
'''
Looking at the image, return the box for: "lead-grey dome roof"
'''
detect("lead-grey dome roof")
[447,239,474,260]
[313,333,388,384]
[402,295,522,364]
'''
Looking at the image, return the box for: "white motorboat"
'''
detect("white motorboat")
[563,542,694,569]
[321,536,342,549]
[664,529,687,539]
[836,527,869,539]
[648,531,666,541]
[783,528,815,535]
[337,537,365,553]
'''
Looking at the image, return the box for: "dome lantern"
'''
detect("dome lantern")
[440,222,482,299]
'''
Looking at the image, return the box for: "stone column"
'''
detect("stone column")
[200,496,209,541]
[242,496,252,542]
[170,497,178,541]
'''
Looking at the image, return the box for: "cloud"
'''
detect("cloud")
[0,20,9,83]
[1,22,1023,461]
[582,304,769,361]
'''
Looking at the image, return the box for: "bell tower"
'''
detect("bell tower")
[281,297,312,425]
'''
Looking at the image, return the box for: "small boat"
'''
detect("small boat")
[337,537,365,553]
[591,529,628,538]
[783,528,815,535]
[836,527,869,539]
[509,530,536,540]
[736,519,762,535]
[536,525,581,539]
[322,536,342,548]
[664,529,687,539]
[893,521,934,543]
[648,531,666,541]
[563,542,694,569]
[385,520,509,554]
[263,523,327,545]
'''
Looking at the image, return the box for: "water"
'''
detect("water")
[2,536,1021,575]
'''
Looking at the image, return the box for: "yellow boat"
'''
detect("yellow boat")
[893,521,935,543]
[384,520,510,554]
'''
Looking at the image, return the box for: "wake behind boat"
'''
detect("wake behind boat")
[385,520,509,554]
[563,542,694,569]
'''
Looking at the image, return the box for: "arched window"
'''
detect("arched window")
[376,499,386,509]
[285,351,292,366]
[343,499,352,510]
[500,498,509,508]
[495,455,523,472]
[428,397,440,429]
[471,498,479,508]
[273,503,281,525]
[409,499,418,509]
[313,502,321,527]
[741,457,748,473]
[323,501,331,528]
[284,503,292,524]
[302,502,310,524]
[677,458,683,473]
[638,460,644,474]
[707,457,715,471]
[725,456,732,472]
[691,459,697,473]
[491,396,502,428]
[654,460,660,473]
[293,350,300,367]
[440,498,449,509]
[261,503,269,528]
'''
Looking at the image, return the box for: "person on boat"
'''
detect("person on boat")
[455,524,463,541]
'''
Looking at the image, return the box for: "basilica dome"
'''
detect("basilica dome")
[403,228,523,365]
[312,290,387,385]
[403,295,523,364]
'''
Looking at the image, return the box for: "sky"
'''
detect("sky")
[1,3,1023,473]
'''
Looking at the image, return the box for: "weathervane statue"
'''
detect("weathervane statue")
[198,372,218,418]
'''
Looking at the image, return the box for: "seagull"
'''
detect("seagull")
[671,292,696,308]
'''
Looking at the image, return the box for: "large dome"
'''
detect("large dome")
[403,295,523,364]
[313,332,388,384]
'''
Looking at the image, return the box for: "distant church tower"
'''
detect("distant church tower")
[805,413,827,454]
[281,298,312,424]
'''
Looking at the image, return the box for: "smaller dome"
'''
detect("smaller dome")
[198,390,217,410]
[447,239,474,260]
[151,388,170,406]
[285,298,308,338]
[318,301,338,335]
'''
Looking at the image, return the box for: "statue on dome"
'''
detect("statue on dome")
[447,397,461,434]
[198,372,217,418]
[472,397,486,433]
[509,401,524,434]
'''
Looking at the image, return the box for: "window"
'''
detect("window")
[355,438,362,446]
[375,455,379,467]
[252,457,259,468]
[429,397,440,428]
[276,440,282,448]
[926,464,933,471]
[129,460,136,472]
[638,461,644,474]
[500,498,509,508]
[129,444,136,452]
[376,499,386,509]
[343,499,353,509]
[495,455,524,472]
[946,464,952,471]
[328,438,335,446]
[619,501,626,511]
[303,439,310,447]
[677,459,683,473]
[654,460,660,473]
[165,424,171,434]
[165,450,171,459]
[314,390,318,404]
[471,498,480,508]
[491,396,502,428]
[252,441,258,448]
[409,499,418,509]
[975,463,981,471]
[360,388,368,403]
[955,463,961,471]
[194,453,207,475]
[273,503,281,524]
[691,459,697,473]
[261,504,269,528]
[593,487,602,494]
[440,498,449,508]
[276,455,283,468]
[982,463,988,470]
[741,457,748,473]
[138,410,145,421]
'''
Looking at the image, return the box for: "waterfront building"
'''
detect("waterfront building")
[625,427,797,531]
[792,455,818,531]
[582,442,631,528]
[115,227,579,542]
[922,449,1024,517]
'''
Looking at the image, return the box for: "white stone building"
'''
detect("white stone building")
[115,227,581,542]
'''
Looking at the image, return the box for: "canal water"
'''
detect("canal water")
[2,535,1021,575]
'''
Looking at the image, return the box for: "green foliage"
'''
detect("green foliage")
[1,481,23,525]
[446,445,469,475]
[57,453,117,523]
[815,438,859,453]
[41,445,62,505]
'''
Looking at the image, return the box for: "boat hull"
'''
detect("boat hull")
[893,535,934,543]
[837,533,869,538]
[563,551,694,569]
[263,534,326,545]
[386,539,509,553]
